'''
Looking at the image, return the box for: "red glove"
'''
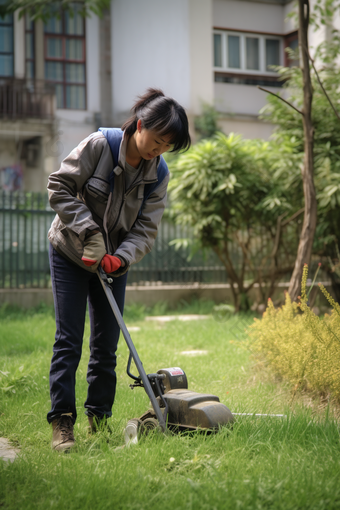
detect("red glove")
[100,255,122,273]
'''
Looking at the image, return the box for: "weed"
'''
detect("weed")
[248,264,340,403]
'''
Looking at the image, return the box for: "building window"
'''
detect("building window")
[0,8,14,77]
[213,30,283,75]
[228,35,240,69]
[44,4,86,109]
[246,37,259,70]
[284,31,299,67]
[266,39,280,71]
[25,14,35,79]
[214,34,222,67]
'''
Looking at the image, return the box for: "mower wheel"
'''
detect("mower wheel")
[140,417,160,434]
[124,418,143,446]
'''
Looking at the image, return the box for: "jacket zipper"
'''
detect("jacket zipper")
[109,195,126,236]
[105,175,159,253]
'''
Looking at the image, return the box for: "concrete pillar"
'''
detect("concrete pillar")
[189,0,214,115]
[85,15,101,116]
[14,11,25,78]
[35,19,44,80]
[99,8,113,127]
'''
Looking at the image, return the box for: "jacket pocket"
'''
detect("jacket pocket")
[84,177,110,203]
[49,225,98,273]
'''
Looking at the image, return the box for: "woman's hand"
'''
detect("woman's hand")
[82,232,124,273]
[81,232,106,269]
[100,255,122,273]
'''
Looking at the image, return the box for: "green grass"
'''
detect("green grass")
[0,304,340,509]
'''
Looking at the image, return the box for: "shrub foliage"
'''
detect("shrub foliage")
[169,133,301,311]
[248,265,340,402]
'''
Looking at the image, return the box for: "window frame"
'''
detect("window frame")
[44,10,87,110]
[213,29,283,76]
[0,10,14,77]
[284,31,299,68]
[25,14,35,80]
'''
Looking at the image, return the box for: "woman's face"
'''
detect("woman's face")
[135,119,173,160]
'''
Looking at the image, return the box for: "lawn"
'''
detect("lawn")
[0,303,339,510]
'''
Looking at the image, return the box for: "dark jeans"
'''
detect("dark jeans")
[47,245,128,424]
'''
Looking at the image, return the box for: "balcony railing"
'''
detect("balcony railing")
[0,79,56,120]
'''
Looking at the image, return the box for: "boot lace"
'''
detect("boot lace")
[57,415,74,441]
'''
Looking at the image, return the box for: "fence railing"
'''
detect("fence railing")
[0,79,55,119]
[0,192,227,289]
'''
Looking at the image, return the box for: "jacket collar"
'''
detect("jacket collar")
[114,132,159,183]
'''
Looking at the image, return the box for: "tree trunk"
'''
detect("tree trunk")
[288,0,317,301]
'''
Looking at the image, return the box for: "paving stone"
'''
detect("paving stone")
[0,438,19,463]
[180,350,209,356]
[145,315,210,322]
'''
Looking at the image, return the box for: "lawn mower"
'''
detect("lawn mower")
[97,268,234,445]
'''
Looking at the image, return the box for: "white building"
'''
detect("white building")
[0,0,332,192]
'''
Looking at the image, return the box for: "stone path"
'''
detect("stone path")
[145,315,210,323]
[0,438,19,462]
[180,350,209,356]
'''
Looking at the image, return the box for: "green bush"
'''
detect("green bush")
[169,132,300,311]
[248,265,340,402]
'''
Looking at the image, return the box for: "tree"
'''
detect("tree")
[170,46,340,311]
[0,0,110,21]
[168,133,302,311]
[287,0,317,301]
[259,0,340,302]
[259,0,340,301]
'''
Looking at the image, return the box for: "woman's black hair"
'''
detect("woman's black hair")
[121,88,191,152]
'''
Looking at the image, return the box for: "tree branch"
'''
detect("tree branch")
[0,0,110,21]
[281,207,305,227]
[258,86,303,116]
[309,54,340,121]
[271,212,289,260]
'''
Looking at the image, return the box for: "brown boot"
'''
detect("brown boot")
[88,415,110,434]
[51,413,75,451]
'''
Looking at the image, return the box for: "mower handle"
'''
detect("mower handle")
[97,267,167,432]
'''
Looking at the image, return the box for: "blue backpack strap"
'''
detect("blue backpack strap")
[98,128,122,192]
[143,157,169,201]
[98,127,122,167]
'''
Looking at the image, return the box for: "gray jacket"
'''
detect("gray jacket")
[47,130,169,276]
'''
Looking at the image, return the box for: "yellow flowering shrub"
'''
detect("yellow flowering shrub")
[248,265,340,402]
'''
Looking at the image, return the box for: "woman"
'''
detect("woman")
[47,88,191,451]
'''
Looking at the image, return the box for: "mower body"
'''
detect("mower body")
[155,367,234,430]
[162,388,234,430]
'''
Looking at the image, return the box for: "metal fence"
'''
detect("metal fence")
[0,79,55,119]
[0,191,227,289]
